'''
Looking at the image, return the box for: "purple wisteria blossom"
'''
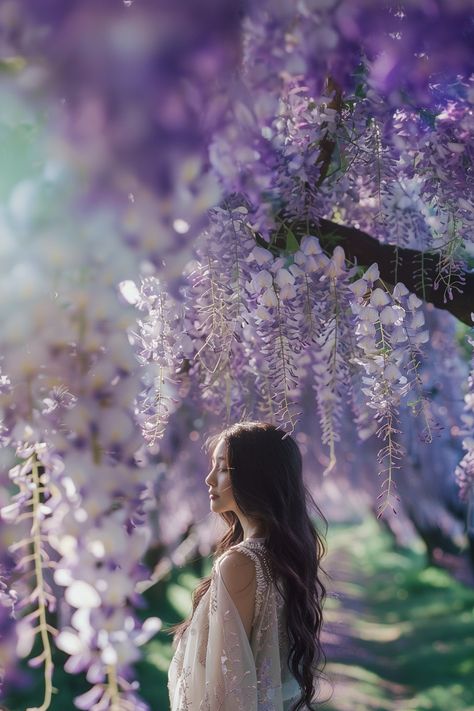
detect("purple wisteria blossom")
[0,101,163,709]
[350,271,431,515]
[184,205,257,421]
[0,0,245,293]
[122,276,188,447]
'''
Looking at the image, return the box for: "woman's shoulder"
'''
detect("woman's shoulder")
[217,539,274,586]
[217,549,257,621]
[215,541,275,626]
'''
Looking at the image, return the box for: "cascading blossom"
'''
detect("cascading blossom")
[246,253,304,431]
[310,245,357,474]
[0,101,163,709]
[350,267,430,515]
[122,277,188,448]
[183,205,257,421]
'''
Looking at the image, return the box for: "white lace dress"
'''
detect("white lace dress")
[167,538,301,710]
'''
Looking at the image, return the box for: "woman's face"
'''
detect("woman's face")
[205,437,238,513]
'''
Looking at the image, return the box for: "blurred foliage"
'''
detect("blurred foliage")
[137,555,213,711]
[455,319,474,362]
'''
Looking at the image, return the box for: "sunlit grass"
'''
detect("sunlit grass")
[320,518,474,711]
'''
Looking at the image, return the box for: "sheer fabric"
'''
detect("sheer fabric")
[168,538,301,710]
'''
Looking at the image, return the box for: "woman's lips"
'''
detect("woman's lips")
[209,494,219,499]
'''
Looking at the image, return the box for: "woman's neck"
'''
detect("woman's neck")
[238,513,267,540]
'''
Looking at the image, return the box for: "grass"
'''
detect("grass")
[3,518,474,711]
[320,518,474,711]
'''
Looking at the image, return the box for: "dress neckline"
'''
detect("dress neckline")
[240,537,266,546]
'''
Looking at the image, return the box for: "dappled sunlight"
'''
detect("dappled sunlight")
[323,665,402,711]
[352,620,405,642]
[319,519,474,711]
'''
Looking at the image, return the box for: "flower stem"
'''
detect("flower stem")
[107,664,121,711]
[28,456,55,711]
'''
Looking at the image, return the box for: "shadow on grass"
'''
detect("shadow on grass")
[320,518,474,711]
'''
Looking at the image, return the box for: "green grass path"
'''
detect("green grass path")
[318,518,474,711]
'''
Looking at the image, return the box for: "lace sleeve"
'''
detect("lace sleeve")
[200,560,258,710]
[227,543,271,625]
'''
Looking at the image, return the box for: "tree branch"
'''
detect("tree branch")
[312,219,473,326]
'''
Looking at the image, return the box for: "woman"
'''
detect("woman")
[167,421,328,710]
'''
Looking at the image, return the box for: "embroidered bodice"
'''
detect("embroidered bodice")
[168,538,301,710]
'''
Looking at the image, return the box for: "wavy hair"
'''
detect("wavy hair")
[168,421,329,710]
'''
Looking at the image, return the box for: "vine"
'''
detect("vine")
[1,448,59,711]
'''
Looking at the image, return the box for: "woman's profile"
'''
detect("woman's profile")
[167,421,328,710]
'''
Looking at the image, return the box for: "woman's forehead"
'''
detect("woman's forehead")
[212,437,226,460]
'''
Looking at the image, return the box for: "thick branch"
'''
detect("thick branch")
[312,219,473,326]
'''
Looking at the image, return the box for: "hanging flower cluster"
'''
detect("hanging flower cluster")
[124,276,189,447]
[150,225,433,510]
[382,104,474,304]
[0,104,161,709]
[183,205,257,421]
[246,250,303,430]
[309,245,357,474]
[350,269,429,515]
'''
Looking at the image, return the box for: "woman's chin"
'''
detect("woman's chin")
[210,497,224,511]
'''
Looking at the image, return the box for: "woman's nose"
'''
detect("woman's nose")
[205,470,214,486]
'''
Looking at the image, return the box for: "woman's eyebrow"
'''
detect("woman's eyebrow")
[212,455,226,465]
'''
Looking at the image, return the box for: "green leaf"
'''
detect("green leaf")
[286,229,300,253]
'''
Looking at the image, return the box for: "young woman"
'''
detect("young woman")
[167,421,328,710]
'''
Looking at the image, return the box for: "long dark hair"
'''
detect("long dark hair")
[168,421,329,710]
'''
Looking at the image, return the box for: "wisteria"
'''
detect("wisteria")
[0,1,473,708]
[125,277,187,448]
[185,206,256,421]
[350,273,430,514]
[0,101,161,708]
